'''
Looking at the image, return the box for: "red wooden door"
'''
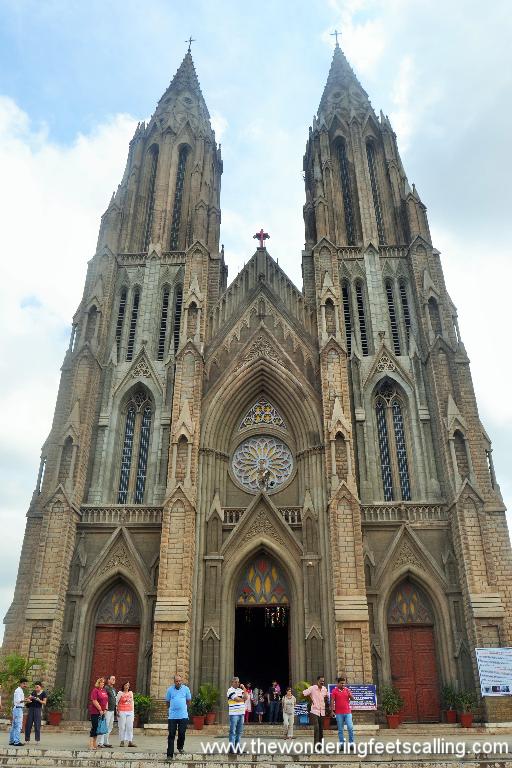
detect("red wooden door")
[90,626,140,691]
[389,626,440,722]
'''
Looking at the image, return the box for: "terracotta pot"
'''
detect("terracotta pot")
[192,715,205,730]
[460,712,473,728]
[322,715,331,730]
[205,712,216,725]
[48,711,62,726]
[386,714,400,729]
[133,715,140,728]
[446,709,457,724]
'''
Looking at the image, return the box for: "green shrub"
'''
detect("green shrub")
[380,685,404,715]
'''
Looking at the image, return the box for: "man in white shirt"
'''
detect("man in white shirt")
[226,677,247,753]
[9,677,28,747]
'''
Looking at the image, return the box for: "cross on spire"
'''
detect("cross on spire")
[185,36,195,53]
[253,228,270,249]
[330,29,341,47]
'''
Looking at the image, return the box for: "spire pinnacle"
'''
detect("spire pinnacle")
[317,39,371,121]
[150,48,212,130]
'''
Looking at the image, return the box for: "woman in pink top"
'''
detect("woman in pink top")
[88,677,108,750]
[116,681,136,748]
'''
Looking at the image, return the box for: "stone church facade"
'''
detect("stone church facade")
[3,43,512,723]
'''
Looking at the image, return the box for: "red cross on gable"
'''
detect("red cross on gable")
[253,228,270,248]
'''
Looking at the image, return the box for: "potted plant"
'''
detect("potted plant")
[133,693,153,727]
[294,681,311,725]
[457,691,476,728]
[190,694,207,730]
[380,685,404,729]
[441,684,458,723]
[199,683,219,725]
[46,687,65,726]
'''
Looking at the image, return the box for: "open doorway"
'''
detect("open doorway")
[234,606,290,691]
[233,555,290,693]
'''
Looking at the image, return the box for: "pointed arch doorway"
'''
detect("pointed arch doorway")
[234,555,290,691]
[89,582,141,690]
[387,579,441,722]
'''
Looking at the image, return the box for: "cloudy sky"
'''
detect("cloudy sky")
[0,0,511,642]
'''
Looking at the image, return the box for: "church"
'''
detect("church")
[3,40,512,724]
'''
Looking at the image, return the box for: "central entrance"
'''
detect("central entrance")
[233,555,290,691]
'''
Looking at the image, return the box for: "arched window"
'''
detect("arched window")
[366,141,385,245]
[58,436,74,486]
[385,280,401,356]
[428,297,442,336]
[375,381,411,501]
[126,289,140,362]
[143,145,159,251]
[342,281,352,356]
[115,288,127,356]
[355,281,369,355]
[187,301,198,340]
[170,145,190,250]
[337,141,355,246]
[325,298,336,336]
[117,388,153,504]
[157,287,170,360]
[454,430,469,480]
[85,306,98,343]
[334,432,348,480]
[173,285,183,354]
[399,281,412,345]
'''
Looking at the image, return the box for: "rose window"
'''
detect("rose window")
[231,435,293,493]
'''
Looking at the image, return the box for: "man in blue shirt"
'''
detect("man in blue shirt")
[165,674,191,759]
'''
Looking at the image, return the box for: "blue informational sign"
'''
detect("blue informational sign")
[328,683,377,711]
[294,702,309,716]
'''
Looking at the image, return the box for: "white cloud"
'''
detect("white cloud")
[210,109,228,142]
[0,97,137,641]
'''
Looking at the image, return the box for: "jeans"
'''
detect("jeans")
[90,714,100,738]
[228,714,244,748]
[310,713,323,747]
[167,718,187,757]
[25,707,42,741]
[9,707,23,744]
[118,711,134,743]
[269,700,280,723]
[97,710,115,745]
[335,713,354,744]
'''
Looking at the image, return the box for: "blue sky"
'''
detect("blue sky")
[1,0,511,641]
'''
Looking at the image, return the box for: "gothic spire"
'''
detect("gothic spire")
[149,50,212,136]
[317,40,371,121]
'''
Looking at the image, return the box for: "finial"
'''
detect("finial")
[185,36,195,53]
[330,29,341,47]
[253,229,270,249]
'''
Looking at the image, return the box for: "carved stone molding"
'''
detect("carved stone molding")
[393,542,422,571]
[99,545,130,575]
[235,335,281,371]
[241,509,285,546]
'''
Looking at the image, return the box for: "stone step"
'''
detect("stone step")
[1,747,511,767]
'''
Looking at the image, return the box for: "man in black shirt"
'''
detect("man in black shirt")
[25,682,47,743]
[267,682,280,724]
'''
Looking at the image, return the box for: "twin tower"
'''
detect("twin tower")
[4,43,512,725]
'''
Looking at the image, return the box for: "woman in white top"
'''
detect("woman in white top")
[116,682,136,748]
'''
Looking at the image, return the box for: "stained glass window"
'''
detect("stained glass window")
[237,557,289,605]
[355,282,369,355]
[399,281,411,345]
[387,580,433,625]
[375,382,411,501]
[385,280,401,356]
[338,141,355,246]
[170,146,189,250]
[232,435,293,494]
[239,397,287,431]
[143,145,159,251]
[173,286,183,354]
[115,289,127,357]
[126,290,140,362]
[342,281,352,356]
[117,389,152,504]
[366,142,385,245]
[96,583,140,625]
[157,287,170,360]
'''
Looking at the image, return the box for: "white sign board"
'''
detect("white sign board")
[476,647,512,696]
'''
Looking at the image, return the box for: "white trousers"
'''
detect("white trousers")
[118,711,134,743]
[283,711,294,737]
[97,709,115,745]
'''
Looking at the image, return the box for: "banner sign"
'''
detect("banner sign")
[476,647,512,696]
[294,702,308,716]
[328,683,377,710]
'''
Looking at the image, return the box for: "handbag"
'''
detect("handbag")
[96,715,108,735]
